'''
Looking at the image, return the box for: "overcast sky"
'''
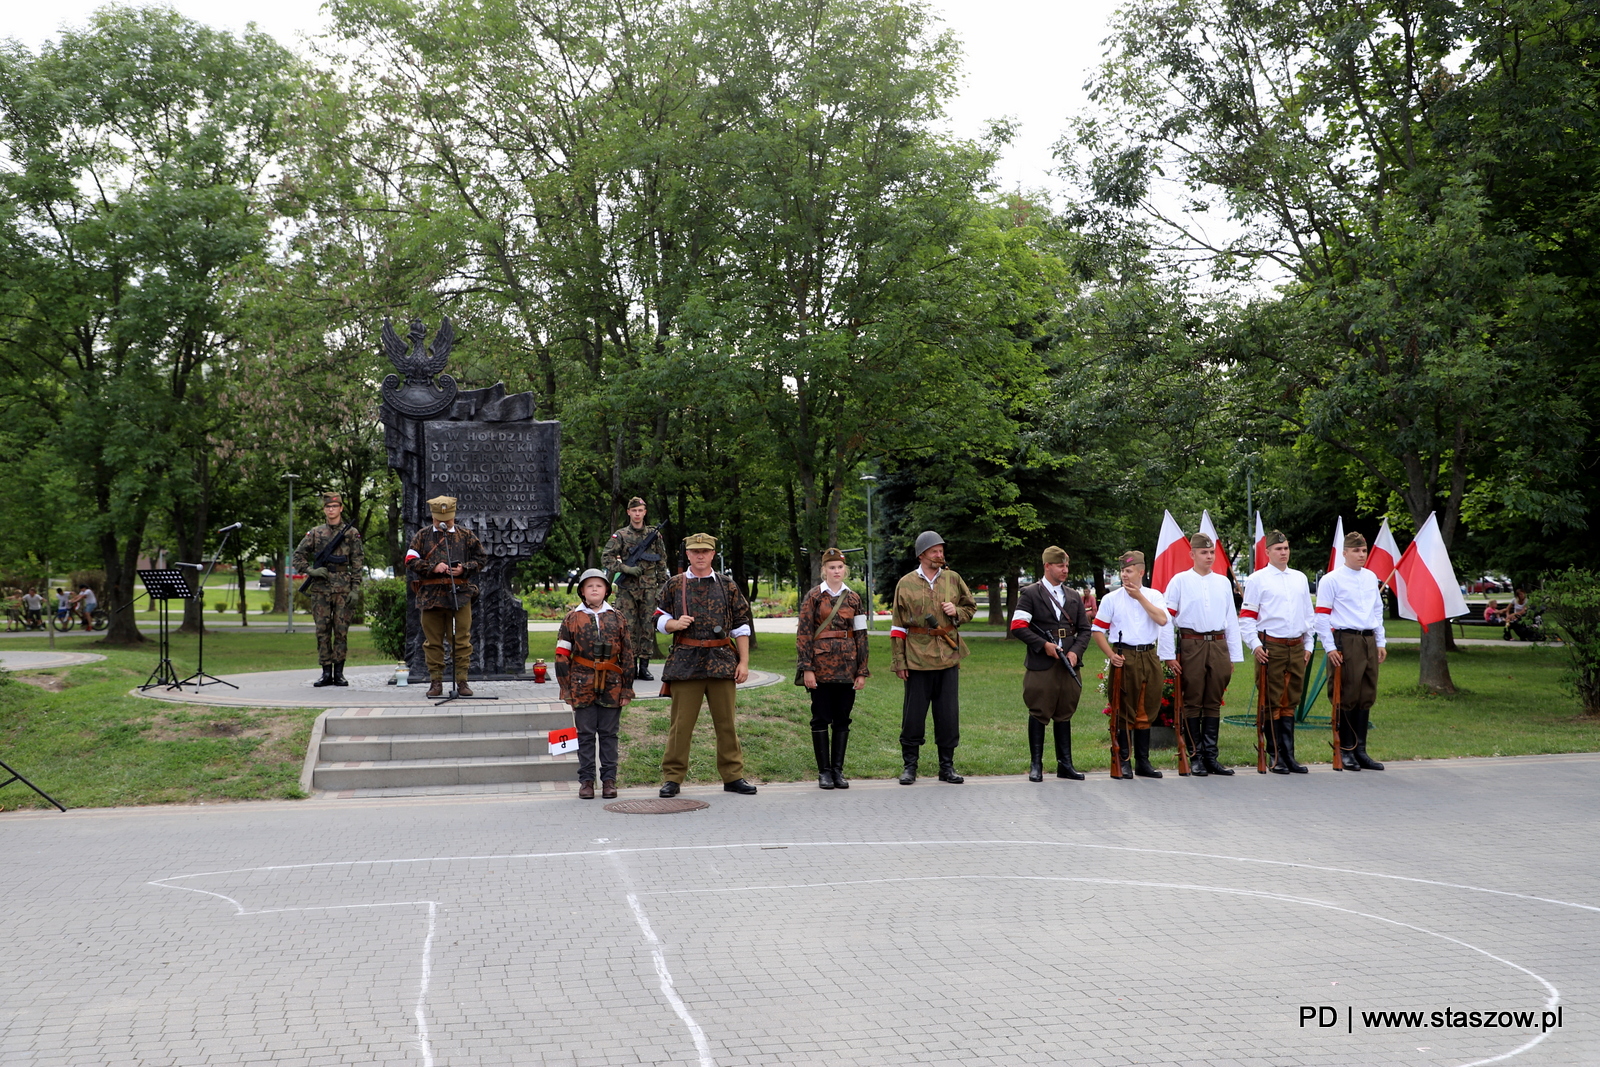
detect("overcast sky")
[6,0,1120,200]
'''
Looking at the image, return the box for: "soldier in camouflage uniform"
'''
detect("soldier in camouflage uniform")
[404,496,489,697]
[292,492,364,688]
[890,531,977,785]
[795,548,870,790]
[601,497,668,681]
[555,568,635,800]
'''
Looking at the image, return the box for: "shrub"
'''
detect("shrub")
[364,578,408,660]
[1535,569,1600,714]
[523,589,577,619]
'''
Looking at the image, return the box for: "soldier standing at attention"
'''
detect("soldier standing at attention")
[795,548,871,789]
[1163,532,1244,777]
[555,568,634,800]
[1315,531,1387,771]
[654,532,759,797]
[1009,546,1090,782]
[293,492,364,688]
[404,496,488,698]
[1091,550,1175,779]
[1239,530,1314,774]
[890,531,978,785]
[602,496,669,681]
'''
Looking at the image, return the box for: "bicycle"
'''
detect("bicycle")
[51,609,75,632]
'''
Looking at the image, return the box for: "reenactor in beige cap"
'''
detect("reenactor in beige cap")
[601,496,669,682]
[795,547,871,789]
[1314,531,1388,771]
[1091,549,1175,778]
[1239,529,1315,774]
[889,531,977,785]
[1009,546,1090,781]
[292,491,363,687]
[404,496,488,697]
[653,532,758,797]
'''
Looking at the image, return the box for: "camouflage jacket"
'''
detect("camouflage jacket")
[654,572,754,682]
[292,523,365,596]
[404,523,488,611]
[795,584,871,684]
[890,566,977,672]
[555,605,635,708]
[601,523,670,592]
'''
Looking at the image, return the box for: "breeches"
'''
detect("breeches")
[1023,663,1081,723]
[1260,639,1307,721]
[661,678,744,783]
[573,704,621,782]
[1116,649,1164,728]
[1177,634,1232,719]
[901,667,960,749]
[421,603,473,679]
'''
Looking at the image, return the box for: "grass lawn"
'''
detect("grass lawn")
[1,628,1591,810]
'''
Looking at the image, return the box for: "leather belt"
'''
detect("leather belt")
[815,630,851,639]
[572,655,622,675]
[1335,628,1376,636]
[907,625,953,636]
[1262,634,1304,646]
[1180,629,1226,641]
[1114,642,1155,652]
[674,636,732,648]
[420,577,466,586]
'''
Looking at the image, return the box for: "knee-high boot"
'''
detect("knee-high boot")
[812,728,835,789]
[1027,718,1045,782]
[1116,725,1133,780]
[1053,720,1083,780]
[1184,716,1207,777]
[1133,729,1163,778]
[937,747,964,784]
[898,744,919,785]
[1202,717,1234,775]
[830,724,851,788]
[1279,717,1308,773]
[1353,708,1384,769]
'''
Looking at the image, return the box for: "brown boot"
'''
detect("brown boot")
[426,680,443,698]
[601,779,618,799]
[578,780,595,800]
[456,680,474,697]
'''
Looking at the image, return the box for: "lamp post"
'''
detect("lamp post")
[283,473,298,634]
[859,473,877,619]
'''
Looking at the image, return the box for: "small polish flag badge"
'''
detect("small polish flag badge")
[549,727,579,755]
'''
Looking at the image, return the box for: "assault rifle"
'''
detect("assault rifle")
[299,523,352,590]
[613,522,666,584]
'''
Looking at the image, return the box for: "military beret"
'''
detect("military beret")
[321,492,343,506]
[820,547,847,565]
[1343,531,1368,549]
[1041,545,1068,566]
[684,531,717,551]
[1265,529,1288,547]
[1190,532,1214,550]
[428,496,457,515]
[1117,549,1145,568]
[627,496,647,509]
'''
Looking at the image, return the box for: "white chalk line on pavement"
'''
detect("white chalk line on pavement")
[627,893,717,1067]
[643,873,1559,1067]
[147,878,439,1067]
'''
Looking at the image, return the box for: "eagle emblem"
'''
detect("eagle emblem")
[379,317,458,418]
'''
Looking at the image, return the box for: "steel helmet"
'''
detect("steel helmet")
[914,531,945,557]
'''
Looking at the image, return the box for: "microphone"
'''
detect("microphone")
[217,521,243,533]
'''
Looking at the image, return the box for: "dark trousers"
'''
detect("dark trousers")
[810,683,856,731]
[574,704,621,782]
[1334,632,1379,749]
[901,667,960,749]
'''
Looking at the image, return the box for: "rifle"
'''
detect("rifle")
[1255,660,1269,774]
[614,522,666,584]
[299,523,352,591]
[1329,651,1344,770]
[1172,662,1192,777]
[1108,661,1124,778]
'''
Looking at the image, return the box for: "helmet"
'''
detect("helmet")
[914,530,945,557]
[576,568,612,596]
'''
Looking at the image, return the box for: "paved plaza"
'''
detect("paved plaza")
[2,754,1596,1066]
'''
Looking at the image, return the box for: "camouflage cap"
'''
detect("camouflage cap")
[820,547,847,565]
[427,495,457,516]
[627,496,647,509]
[1189,532,1214,550]
[1117,549,1145,568]
[1265,529,1288,547]
[684,531,717,551]
[1343,531,1368,549]
[320,492,343,506]
[1041,545,1068,566]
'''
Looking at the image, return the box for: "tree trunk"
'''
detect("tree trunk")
[1417,626,1454,693]
[271,552,288,613]
[99,524,146,646]
[986,574,1004,626]
[236,548,249,627]
[1005,571,1022,618]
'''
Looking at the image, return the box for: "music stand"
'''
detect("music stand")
[177,530,239,689]
[137,569,194,691]
[0,758,66,811]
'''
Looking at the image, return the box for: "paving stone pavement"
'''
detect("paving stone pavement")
[2,753,1596,1066]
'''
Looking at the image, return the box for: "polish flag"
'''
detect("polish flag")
[1368,517,1401,589]
[1327,516,1345,575]
[1252,513,1267,571]
[1198,510,1231,579]
[1150,510,1189,593]
[1395,513,1468,632]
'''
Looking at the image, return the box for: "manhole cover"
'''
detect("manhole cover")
[604,798,711,814]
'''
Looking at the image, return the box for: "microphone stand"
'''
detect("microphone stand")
[178,527,239,689]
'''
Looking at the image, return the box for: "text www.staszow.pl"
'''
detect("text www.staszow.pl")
[1300,1006,1563,1032]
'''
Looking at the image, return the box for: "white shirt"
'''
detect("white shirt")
[1092,585,1175,659]
[914,566,941,590]
[1239,564,1315,651]
[1164,569,1244,661]
[1314,565,1387,649]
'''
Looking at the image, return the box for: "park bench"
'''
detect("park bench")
[1452,602,1501,639]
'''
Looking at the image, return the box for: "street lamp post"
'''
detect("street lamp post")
[859,474,877,619]
[283,473,299,634]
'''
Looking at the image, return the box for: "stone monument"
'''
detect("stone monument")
[378,318,560,680]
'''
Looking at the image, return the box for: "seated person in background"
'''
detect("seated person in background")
[1482,599,1502,623]
[1507,589,1531,622]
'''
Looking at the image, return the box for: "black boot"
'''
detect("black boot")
[898,744,919,785]
[1053,720,1084,780]
[1184,718,1207,777]
[1339,715,1361,770]
[312,663,335,687]
[635,658,654,682]
[1268,715,1292,774]
[812,729,834,789]
[830,725,850,788]
[1202,718,1234,775]
[1280,718,1308,773]
[937,747,964,784]
[332,661,349,687]
[1133,729,1163,778]
[1353,708,1384,769]
[1027,718,1045,782]
[1117,727,1134,779]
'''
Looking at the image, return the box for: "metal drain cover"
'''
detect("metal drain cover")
[604,798,711,814]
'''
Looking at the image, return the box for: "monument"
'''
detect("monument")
[378,318,560,680]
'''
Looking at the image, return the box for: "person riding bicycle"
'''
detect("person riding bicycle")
[71,584,98,629]
[55,588,71,623]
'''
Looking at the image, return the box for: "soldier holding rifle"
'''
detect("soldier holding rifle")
[1315,531,1387,771]
[1163,532,1244,777]
[1008,546,1090,782]
[1091,550,1175,779]
[602,497,669,681]
[889,531,978,785]
[404,496,488,698]
[1239,529,1314,774]
[292,491,364,688]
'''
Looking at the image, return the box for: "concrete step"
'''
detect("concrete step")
[320,730,556,762]
[321,704,570,736]
[311,752,578,791]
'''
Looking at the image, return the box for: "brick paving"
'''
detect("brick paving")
[1,754,1596,1065]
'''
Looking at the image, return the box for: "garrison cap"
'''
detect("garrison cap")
[684,531,717,551]
[1041,545,1068,566]
[321,492,343,506]
[576,567,612,596]
[1265,529,1288,547]
[820,547,847,565]
[1189,532,1214,550]
[1343,531,1368,549]
[427,495,457,516]
[1117,549,1145,568]
[627,496,647,509]
[914,531,945,557]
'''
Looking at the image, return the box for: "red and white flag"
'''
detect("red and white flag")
[1395,513,1468,632]
[1368,517,1401,589]
[1198,510,1231,578]
[549,726,579,756]
[1252,513,1267,572]
[1151,510,1189,593]
[1327,516,1345,574]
